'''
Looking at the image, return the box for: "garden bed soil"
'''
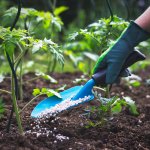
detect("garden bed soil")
[0,68,150,150]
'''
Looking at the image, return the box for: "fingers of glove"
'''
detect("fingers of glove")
[106,63,123,84]
[119,69,131,77]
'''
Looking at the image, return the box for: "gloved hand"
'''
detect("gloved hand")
[93,21,150,85]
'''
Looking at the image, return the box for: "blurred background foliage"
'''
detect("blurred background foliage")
[0,0,150,75]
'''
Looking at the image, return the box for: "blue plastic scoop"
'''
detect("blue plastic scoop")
[31,50,145,118]
[31,79,95,118]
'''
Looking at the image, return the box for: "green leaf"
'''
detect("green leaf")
[83,52,99,61]
[36,87,62,98]
[41,88,47,93]
[47,89,62,98]
[32,88,40,96]
[5,42,16,56]
[42,74,57,83]
[32,40,43,53]
[44,38,55,45]
[69,32,79,41]
[123,96,139,116]
[54,6,69,16]
[57,85,66,91]
[129,80,141,87]
[52,16,62,31]
[35,72,57,83]
[111,103,122,114]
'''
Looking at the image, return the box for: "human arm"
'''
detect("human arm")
[135,7,150,32]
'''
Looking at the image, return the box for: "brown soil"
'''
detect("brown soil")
[0,68,150,150]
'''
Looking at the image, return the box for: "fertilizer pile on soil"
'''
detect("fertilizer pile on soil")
[38,95,91,117]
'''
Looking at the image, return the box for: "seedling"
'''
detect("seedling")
[19,85,66,113]
[0,4,64,134]
[123,74,142,88]
[85,91,139,128]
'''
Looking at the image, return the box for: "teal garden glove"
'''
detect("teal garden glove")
[93,21,150,85]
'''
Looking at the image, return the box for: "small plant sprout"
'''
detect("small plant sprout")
[73,75,88,84]
[124,74,142,88]
[19,85,66,113]
[85,90,139,128]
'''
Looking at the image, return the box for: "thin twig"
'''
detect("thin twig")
[0,89,11,94]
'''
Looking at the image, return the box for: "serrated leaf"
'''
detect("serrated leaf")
[52,17,62,31]
[69,32,79,41]
[44,38,55,45]
[32,40,43,53]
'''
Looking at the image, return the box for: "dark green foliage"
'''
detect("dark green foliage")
[0,7,65,40]
[67,16,128,54]
[0,26,64,67]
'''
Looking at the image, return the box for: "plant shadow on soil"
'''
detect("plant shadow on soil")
[0,68,150,150]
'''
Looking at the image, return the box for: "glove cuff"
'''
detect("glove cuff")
[121,21,150,47]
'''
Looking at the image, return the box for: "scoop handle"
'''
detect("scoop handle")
[92,49,146,86]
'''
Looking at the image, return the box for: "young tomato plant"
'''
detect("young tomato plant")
[85,91,139,128]
[64,16,128,74]
[0,25,64,134]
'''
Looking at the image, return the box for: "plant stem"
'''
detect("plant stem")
[0,89,11,94]
[19,94,44,113]
[11,74,23,134]
[47,58,52,73]
[51,58,56,73]
[19,60,23,100]
[105,85,110,98]
[14,43,25,64]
